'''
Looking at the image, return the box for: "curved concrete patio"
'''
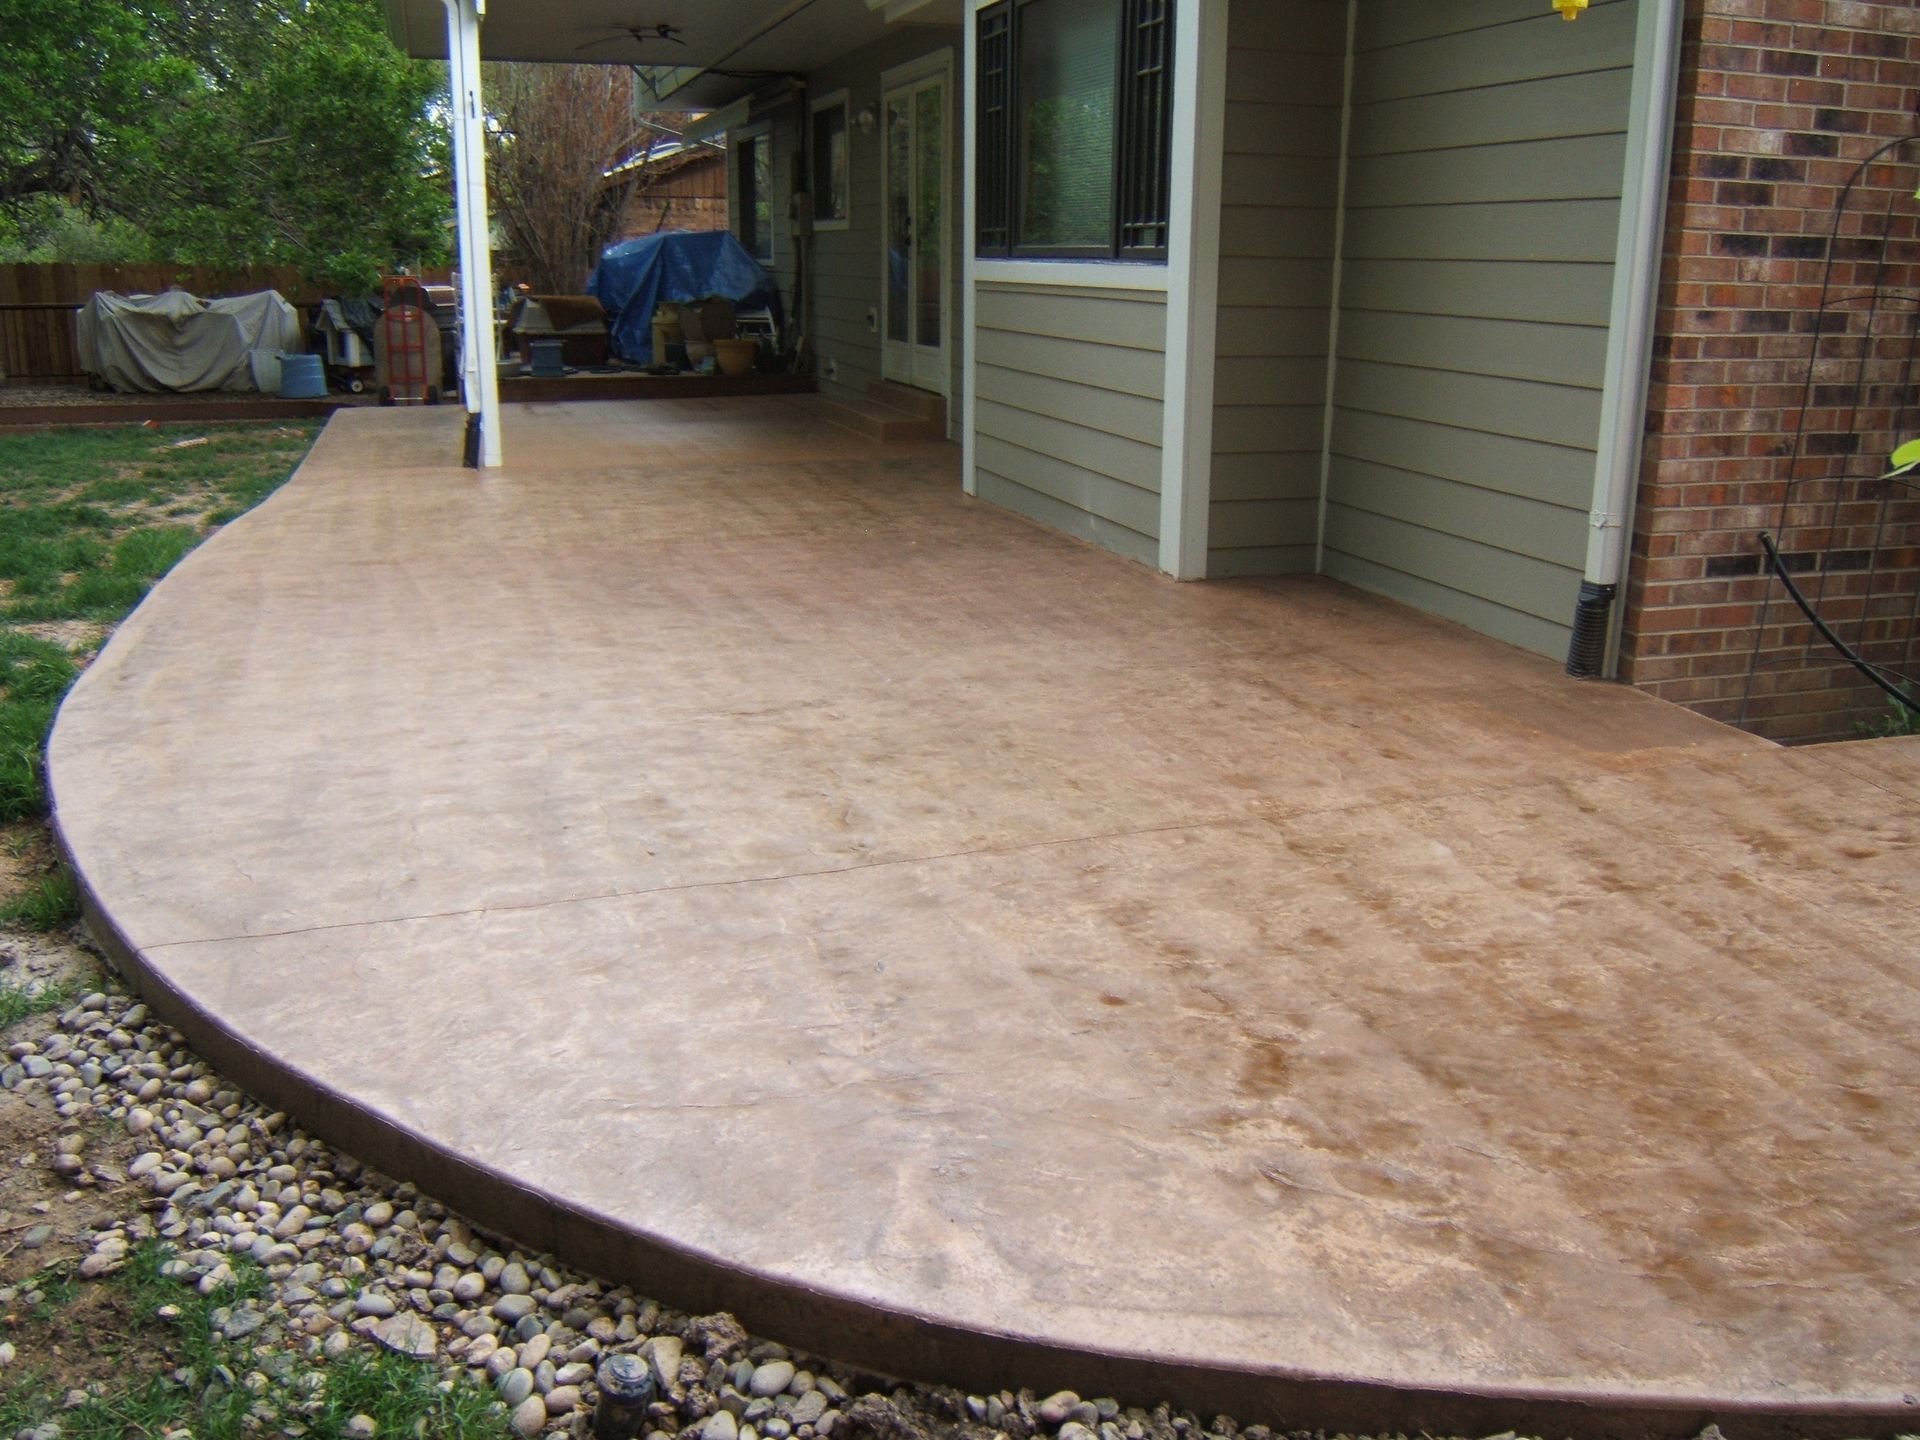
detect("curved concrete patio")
[49,400,1920,1437]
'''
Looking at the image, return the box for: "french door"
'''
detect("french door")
[881,68,949,396]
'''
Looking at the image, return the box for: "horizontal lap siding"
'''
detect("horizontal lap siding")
[1209,0,1346,580]
[974,284,1167,567]
[1322,0,1635,658]
[806,31,963,409]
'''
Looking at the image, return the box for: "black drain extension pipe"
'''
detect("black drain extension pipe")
[1566,580,1617,678]
[462,412,481,469]
[1758,531,1919,715]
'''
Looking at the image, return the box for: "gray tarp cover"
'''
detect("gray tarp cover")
[76,290,303,393]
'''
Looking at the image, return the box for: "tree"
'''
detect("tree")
[484,63,648,294]
[0,0,451,292]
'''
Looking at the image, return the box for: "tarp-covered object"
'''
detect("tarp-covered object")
[76,289,303,393]
[589,231,782,364]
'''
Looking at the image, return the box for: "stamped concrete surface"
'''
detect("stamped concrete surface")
[48,401,1920,1433]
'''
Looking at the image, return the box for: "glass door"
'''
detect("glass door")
[881,70,948,395]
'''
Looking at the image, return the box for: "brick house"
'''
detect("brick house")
[1623,0,1920,741]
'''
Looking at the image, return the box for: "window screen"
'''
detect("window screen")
[1016,0,1119,253]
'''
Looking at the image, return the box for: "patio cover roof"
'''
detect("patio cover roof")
[383,0,964,108]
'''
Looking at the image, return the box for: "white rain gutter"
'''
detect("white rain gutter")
[443,0,504,467]
[1568,0,1685,676]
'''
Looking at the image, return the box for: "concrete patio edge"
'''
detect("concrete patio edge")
[47,838,1917,1440]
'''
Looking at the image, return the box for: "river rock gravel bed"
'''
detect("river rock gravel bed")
[0,983,1345,1440]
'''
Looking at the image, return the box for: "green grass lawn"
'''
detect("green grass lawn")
[0,421,320,925]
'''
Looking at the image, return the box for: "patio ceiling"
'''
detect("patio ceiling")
[384,0,965,108]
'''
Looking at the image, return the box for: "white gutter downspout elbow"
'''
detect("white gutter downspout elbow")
[1568,0,1685,677]
[442,0,504,468]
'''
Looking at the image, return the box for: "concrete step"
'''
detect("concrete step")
[866,380,946,428]
[818,393,945,444]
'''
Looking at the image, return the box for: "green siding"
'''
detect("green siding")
[974,283,1167,561]
[1208,0,1346,579]
[1320,0,1635,659]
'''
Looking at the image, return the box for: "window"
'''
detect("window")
[810,92,851,229]
[735,126,775,260]
[976,0,1173,262]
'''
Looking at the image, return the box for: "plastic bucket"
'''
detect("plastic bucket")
[278,353,327,399]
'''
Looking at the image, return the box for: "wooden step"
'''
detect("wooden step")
[866,380,946,428]
[818,393,945,443]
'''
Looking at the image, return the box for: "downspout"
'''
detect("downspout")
[442,0,504,468]
[1566,0,1684,677]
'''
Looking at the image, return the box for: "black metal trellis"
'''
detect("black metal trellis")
[1736,131,1920,738]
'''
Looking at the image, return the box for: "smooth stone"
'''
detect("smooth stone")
[703,1413,740,1440]
[1037,1393,1083,1426]
[499,1261,532,1295]
[354,1291,397,1319]
[544,1385,581,1415]
[749,1362,795,1399]
[373,1311,438,1360]
[518,1332,551,1370]
[498,1367,537,1407]
[493,1293,536,1324]
[453,1272,486,1303]
[511,1393,548,1437]
[790,1393,827,1426]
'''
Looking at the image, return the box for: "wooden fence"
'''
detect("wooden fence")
[0,263,456,383]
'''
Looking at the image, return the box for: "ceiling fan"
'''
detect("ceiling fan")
[576,22,687,54]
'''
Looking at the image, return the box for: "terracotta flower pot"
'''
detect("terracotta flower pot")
[714,338,758,377]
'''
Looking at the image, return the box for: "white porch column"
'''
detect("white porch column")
[443,0,503,467]
[1158,0,1228,580]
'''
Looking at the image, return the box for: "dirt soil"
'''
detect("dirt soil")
[0,923,179,1402]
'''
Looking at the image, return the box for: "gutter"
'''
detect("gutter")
[1566,0,1686,678]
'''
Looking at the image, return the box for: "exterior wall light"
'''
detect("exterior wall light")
[1552,0,1588,17]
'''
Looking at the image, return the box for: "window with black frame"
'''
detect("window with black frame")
[976,0,1173,262]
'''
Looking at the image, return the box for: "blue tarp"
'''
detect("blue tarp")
[588,230,784,364]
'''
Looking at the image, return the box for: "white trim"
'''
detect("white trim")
[729,121,776,262]
[807,89,853,233]
[878,56,955,404]
[1587,0,1685,676]
[962,16,977,494]
[443,0,501,467]
[1156,0,1226,580]
[1313,0,1357,572]
[881,46,954,89]
[974,259,1170,293]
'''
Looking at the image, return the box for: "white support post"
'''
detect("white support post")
[443,0,503,467]
[961,4,978,498]
[1157,0,1227,580]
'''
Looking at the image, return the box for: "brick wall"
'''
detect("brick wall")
[1621,0,1920,742]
